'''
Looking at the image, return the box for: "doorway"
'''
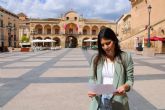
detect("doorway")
[65,36,77,48]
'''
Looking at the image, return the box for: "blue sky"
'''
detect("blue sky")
[0,0,131,21]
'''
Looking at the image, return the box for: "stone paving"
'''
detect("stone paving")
[0,48,165,110]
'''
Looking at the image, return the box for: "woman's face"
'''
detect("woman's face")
[101,38,115,57]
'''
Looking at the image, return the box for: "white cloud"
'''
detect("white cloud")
[43,0,64,10]
[0,0,131,20]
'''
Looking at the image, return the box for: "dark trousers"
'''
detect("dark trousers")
[98,98,126,110]
[99,98,112,110]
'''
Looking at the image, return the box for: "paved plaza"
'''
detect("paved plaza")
[0,48,165,110]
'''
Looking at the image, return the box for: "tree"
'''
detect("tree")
[21,35,29,43]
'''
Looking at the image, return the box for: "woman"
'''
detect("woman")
[88,27,134,110]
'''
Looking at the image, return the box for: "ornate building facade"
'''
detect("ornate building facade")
[2,0,164,53]
[118,0,165,53]
[117,13,132,48]
[19,11,116,48]
[0,6,19,52]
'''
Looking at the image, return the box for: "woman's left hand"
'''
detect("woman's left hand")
[116,85,125,94]
[115,84,129,95]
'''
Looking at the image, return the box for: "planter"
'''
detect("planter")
[143,47,155,56]
[21,48,30,52]
[8,47,14,52]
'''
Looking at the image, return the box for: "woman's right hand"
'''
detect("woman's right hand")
[88,91,96,98]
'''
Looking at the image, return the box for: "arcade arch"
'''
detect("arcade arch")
[92,26,99,35]
[82,37,98,47]
[44,25,51,34]
[53,37,61,46]
[44,37,51,47]
[65,36,78,48]
[34,37,42,46]
[36,37,42,39]
[35,24,43,34]
[92,37,98,46]
[83,26,90,35]
[82,37,90,47]
[52,25,60,34]
[65,23,78,34]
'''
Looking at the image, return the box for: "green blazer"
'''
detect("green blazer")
[89,52,134,110]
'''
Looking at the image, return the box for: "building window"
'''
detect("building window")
[163,41,165,47]
[47,29,51,34]
[83,29,87,35]
[161,29,164,35]
[0,20,3,27]
[0,13,3,17]
[23,34,27,36]
[38,29,42,34]
[69,28,73,34]
[55,29,59,34]
[92,30,96,35]
[75,17,77,21]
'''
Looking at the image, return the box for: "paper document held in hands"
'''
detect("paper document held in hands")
[88,84,116,95]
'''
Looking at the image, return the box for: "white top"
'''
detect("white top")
[102,61,114,103]
[102,61,114,84]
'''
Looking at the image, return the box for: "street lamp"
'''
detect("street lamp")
[147,5,152,48]
[0,22,4,52]
[13,24,17,48]
[6,23,15,47]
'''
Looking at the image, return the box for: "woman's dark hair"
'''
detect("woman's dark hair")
[93,27,122,79]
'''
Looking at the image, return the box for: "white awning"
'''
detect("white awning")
[31,39,43,43]
[84,39,97,42]
[31,39,56,43]
[44,39,56,42]
[19,42,31,46]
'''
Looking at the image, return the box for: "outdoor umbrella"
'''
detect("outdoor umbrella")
[144,36,164,41]
[84,39,97,47]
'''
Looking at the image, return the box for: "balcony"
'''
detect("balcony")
[65,32,79,36]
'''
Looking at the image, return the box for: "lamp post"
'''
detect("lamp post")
[0,22,4,52]
[147,5,152,48]
[13,24,17,48]
[6,23,15,47]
